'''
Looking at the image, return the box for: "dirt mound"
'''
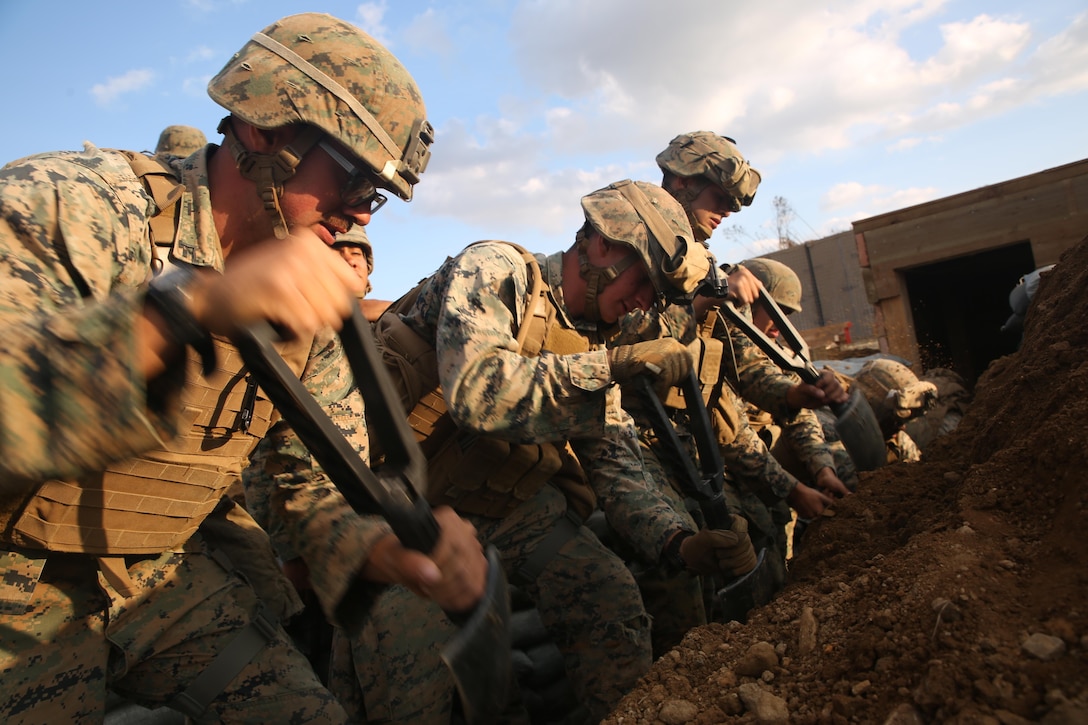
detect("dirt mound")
[604,235,1088,724]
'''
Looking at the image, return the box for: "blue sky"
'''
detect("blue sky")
[2,0,1086,299]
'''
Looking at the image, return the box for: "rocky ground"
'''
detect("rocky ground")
[602,235,1088,725]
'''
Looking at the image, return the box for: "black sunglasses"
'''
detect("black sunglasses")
[318,141,389,214]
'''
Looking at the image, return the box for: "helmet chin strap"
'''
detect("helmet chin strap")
[576,229,635,322]
[218,117,324,239]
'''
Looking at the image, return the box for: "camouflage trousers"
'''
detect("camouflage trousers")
[330,483,651,724]
[0,534,346,724]
[626,441,707,658]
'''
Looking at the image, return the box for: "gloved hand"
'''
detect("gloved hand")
[679,515,758,577]
[607,338,693,389]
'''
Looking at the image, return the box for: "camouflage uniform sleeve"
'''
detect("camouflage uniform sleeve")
[574,386,691,563]
[242,329,393,630]
[0,147,186,487]
[424,244,690,561]
[718,384,800,503]
[777,407,838,479]
[725,321,798,422]
[888,430,922,464]
[609,303,697,347]
[427,243,614,442]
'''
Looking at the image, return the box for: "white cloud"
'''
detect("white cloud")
[888,137,923,152]
[355,2,391,47]
[90,69,155,107]
[1023,11,1088,97]
[184,46,216,64]
[404,9,455,56]
[820,181,940,220]
[404,2,1088,246]
[823,182,884,211]
[498,1,1056,156]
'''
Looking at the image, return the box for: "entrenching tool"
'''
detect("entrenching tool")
[718,292,887,472]
[234,305,512,725]
[635,371,774,622]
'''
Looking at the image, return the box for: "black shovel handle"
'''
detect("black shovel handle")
[634,372,734,530]
[233,305,439,553]
[717,295,853,418]
[236,306,514,725]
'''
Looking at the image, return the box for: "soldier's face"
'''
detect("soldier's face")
[687,182,735,235]
[336,245,371,286]
[752,301,779,338]
[593,242,656,324]
[278,136,374,247]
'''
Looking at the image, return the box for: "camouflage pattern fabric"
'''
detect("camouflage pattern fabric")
[326,585,458,723]
[627,441,707,657]
[610,304,816,613]
[403,243,692,564]
[0,144,370,722]
[887,429,923,464]
[0,536,344,724]
[207,12,431,203]
[243,357,394,627]
[325,483,650,723]
[248,241,683,722]
[155,125,207,157]
[383,242,694,721]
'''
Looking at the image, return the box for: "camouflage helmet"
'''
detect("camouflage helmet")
[155,125,207,157]
[741,257,803,314]
[656,131,762,213]
[580,179,710,306]
[854,359,938,430]
[207,13,433,203]
[332,225,374,272]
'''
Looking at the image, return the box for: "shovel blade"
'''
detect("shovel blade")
[441,546,513,724]
[712,548,774,623]
[832,387,887,472]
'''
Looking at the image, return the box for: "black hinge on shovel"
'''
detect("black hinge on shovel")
[233,305,511,725]
[717,293,887,472]
[634,372,773,621]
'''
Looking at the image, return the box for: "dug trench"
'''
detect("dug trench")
[602,234,1088,724]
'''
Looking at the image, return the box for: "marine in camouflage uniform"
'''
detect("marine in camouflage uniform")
[709,258,854,597]
[332,225,374,292]
[849,358,938,464]
[602,133,768,642]
[608,135,850,629]
[265,179,756,723]
[615,304,817,622]
[0,13,482,724]
[726,260,857,490]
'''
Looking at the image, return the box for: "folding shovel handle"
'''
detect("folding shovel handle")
[717,292,822,386]
[235,306,514,725]
[233,305,439,552]
[634,372,733,531]
[716,294,887,471]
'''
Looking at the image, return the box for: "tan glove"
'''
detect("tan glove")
[679,515,758,577]
[607,338,693,389]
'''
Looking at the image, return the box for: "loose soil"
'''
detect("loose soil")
[603,235,1088,725]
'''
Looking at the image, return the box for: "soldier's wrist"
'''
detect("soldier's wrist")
[146,266,217,375]
[662,529,695,572]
